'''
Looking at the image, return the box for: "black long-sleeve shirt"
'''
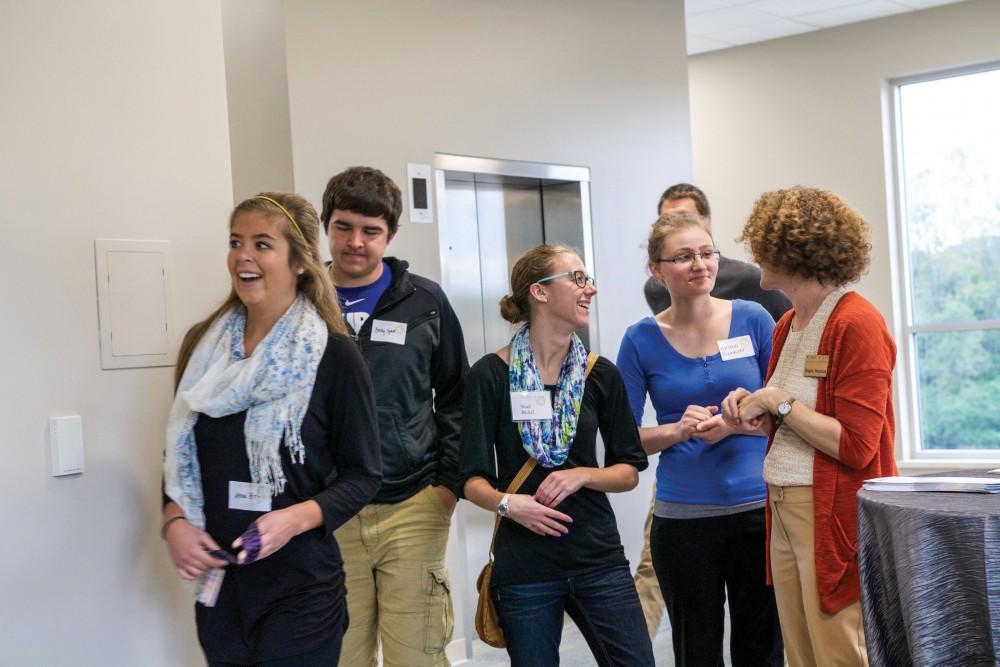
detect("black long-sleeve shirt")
[192,333,381,664]
[459,354,647,587]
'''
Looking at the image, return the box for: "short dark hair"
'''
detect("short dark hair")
[320,166,403,235]
[657,183,711,217]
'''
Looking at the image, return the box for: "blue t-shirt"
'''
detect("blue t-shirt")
[616,300,775,506]
[337,261,393,333]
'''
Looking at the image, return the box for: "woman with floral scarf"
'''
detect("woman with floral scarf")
[460,244,653,667]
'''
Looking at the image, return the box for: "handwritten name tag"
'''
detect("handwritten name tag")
[228,481,272,512]
[718,335,754,361]
[370,319,407,345]
[510,391,554,421]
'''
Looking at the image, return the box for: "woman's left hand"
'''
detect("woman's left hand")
[695,414,732,444]
[234,506,302,564]
[535,468,593,508]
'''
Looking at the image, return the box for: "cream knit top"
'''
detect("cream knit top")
[763,288,848,487]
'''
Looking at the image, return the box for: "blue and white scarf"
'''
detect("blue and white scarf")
[163,296,327,529]
[508,324,589,468]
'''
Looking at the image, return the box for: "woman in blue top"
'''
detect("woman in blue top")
[617,211,783,667]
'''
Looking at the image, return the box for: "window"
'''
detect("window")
[891,65,1000,461]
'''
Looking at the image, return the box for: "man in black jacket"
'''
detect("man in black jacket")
[322,166,468,667]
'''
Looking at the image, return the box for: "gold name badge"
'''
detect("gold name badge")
[804,355,829,378]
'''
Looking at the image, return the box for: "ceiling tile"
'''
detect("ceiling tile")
[707,17,818,45]
[893,0,964,8]
[686,0,732,16]
[687,6,781,35]
[796,1,909,28]
[749,0,865,18]
[687,35,736,54]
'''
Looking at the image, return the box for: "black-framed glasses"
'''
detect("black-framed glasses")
[656,249,721,266]
[536,270,596,288]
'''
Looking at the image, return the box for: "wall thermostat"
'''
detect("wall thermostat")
[407,163,433,223]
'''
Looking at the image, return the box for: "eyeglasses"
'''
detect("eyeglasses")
[536,270,596,288]
[656,249,721,266]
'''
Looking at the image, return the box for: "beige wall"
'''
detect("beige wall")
[687,0,1000,464]
[0,2,233,664]
[222,0,296,202]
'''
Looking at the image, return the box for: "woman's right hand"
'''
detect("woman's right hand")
[506,493,573,537]
[164,519,230,581]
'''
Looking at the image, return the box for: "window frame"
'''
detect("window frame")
[887,61,1000,467]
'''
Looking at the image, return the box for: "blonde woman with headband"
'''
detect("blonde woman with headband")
[161,193,382,666]
[460,244,654,667]
[617,211,782,667]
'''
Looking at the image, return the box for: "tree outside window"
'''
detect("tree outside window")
[895,66,1000,454]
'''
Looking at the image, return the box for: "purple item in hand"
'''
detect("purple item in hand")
[237,522,262,564]
[206,548,238,565]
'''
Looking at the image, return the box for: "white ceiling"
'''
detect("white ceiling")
[686,0,966,54]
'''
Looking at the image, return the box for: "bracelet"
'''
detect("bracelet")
[161,514,187,539]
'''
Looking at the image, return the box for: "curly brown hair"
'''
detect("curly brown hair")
[738,187,870,285]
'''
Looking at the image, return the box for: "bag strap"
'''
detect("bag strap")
[487,351,599,557]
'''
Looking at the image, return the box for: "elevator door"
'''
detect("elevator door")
[439,171,594,364]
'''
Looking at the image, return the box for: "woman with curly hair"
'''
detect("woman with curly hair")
[721,186,897,666]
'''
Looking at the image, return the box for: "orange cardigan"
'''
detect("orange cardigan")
[765,291,897,614]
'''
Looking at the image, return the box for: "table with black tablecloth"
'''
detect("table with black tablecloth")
[857,469,1000,667]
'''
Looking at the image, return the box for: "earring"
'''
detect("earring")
[297,268,305,275]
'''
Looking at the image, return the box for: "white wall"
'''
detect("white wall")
[222,0,296,202]
[283,0,693,654]
[686,0,1000,466]
[0,2,234,664]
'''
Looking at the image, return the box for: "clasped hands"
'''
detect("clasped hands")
[505,468,591,538]
[678,403,759,444]
[720,386,789,430]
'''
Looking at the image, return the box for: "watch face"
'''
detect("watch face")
[778,400,792,416]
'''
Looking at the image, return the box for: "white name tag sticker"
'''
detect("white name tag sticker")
[370,319,407,345]
[228,481,272,512]
[510,391,553,421]
[717,335,754,361]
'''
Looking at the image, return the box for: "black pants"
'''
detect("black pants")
[650,507,783,667]
[206,631,343,667]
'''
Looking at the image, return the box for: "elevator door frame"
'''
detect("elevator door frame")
[434,152,599,361]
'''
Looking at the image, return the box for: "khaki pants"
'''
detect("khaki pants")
[633,487,665,639]
[335,485,454,667]
[768,485,868,667]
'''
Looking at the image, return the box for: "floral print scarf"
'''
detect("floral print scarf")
[508,324,588,468]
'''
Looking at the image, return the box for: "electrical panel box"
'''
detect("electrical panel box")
[94,239,174,369]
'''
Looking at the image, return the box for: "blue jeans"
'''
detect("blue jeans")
[492,563,654,667]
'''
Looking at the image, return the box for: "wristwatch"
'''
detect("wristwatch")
[773,397,797,429]
[497,493,511,518]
